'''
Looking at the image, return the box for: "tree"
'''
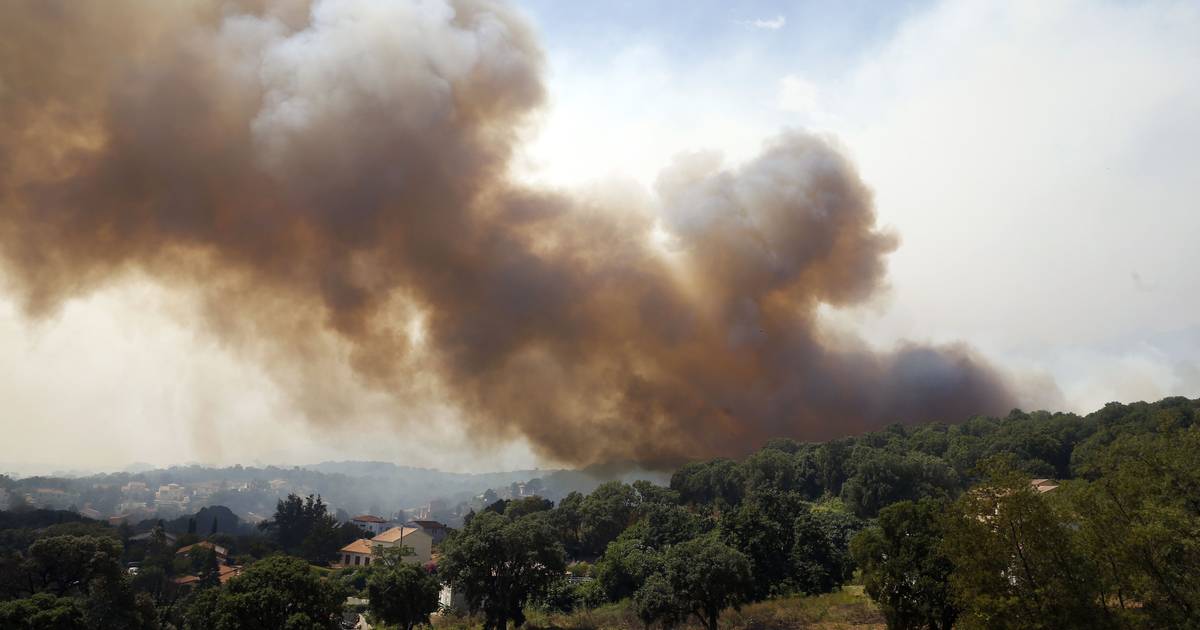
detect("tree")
[25,535,124,596]
[740,449,810,497]
[719,491,806,599]
[258,494,344,564]
[367,550,441,630]
[637,503,707,550]
[941,460,1113,630]
[439,511,566,630]
[851,499,958,630]
[670,460,745,508]
[0,593,85,629]
[631,480,680,509]
[791,509,842,595]
[840,450,958,518]
[580,481,638,557]
[634,573,683,630]
[1067,431,1200,628]
[184,555,347,629]
[594,530,665,602]
[662,535,753,630]
[189,546,221,590]
[548,492,584,559]
[505,496,553,519]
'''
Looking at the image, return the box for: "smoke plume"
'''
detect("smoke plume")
[0,0,1019,466]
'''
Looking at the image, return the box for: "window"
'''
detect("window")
[354,555,360,565]
[364,557,370,565]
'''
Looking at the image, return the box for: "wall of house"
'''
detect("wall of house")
[377,531,432,564]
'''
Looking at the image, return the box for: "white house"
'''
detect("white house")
[350,514,391,536]
[335,526,433,568]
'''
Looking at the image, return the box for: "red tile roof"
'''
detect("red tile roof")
[340,538,375,555]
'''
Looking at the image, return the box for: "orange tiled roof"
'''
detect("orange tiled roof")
[373,526,421,543]
[352,514,386,523]
[174,564,241,586]
[340,538,375,555]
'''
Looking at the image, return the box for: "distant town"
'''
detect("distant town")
[0,461,644,530]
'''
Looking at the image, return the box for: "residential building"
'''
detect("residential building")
[335,526,433,568]
[336,538,377,568]
[1030,478,1059,493]
[415,500,447,520]
[406,520,449,545]
[351,514,391,535]
[176,541,229,562]
[155,484,186,503]
[174,564,242,587]
[128,530,178,546]
[122,481,149,495]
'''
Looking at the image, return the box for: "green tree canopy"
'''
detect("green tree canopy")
[661,534,753,630]
[366,548,441,630]
[185,555,347,630]
[438,510,566,630]
[941,460,1112,630]
[851,499,958,630]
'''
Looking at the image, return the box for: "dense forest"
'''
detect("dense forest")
[1,396,1197,629]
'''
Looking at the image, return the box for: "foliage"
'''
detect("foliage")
[258,494,365,565]
[438,510,566,629]
[840,451,958,519]
[633,573,682,630]
[366,553,441,630]
[183,554,347,629]
[660,535,754,630]
[851,499,957,630]
[940,459,1113,630]
[594,531,665,602]
[1065,429,1200,628]
[580,482,638,557]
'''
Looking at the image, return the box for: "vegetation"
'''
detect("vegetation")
[184,555,346,629]
[257,494,369,564]
[0,396,1197,629]
[367,547,442,630]
[439,510,567,630]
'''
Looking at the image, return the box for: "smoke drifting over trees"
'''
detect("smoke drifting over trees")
[0,0,1020,466]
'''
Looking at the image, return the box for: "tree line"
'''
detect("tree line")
[0,396,1196,628]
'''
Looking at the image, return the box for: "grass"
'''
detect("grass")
[432,587,884,630]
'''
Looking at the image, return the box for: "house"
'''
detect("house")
[415,500,447,520]
[351,514,391,536]
[406,520,449,545]
[155,484,186,503]
[128,531,178,546]
[1030,479,1059,493]
[336,538,377,568]
[176,541,229,562]
[334,526,433,568]
[122,481,149,495]
[174,564,242,587]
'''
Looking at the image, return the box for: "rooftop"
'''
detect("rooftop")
[340,538,375,555]
[373,526,421,543]
[176,541,228,557]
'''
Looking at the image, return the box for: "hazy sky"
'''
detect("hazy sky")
[2,0,1198,474]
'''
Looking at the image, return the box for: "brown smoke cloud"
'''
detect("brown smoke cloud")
[0,0,1020,466]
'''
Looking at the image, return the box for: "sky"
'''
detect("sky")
[1,0,1198,475]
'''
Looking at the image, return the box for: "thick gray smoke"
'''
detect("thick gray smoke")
[0,0,1019,466]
